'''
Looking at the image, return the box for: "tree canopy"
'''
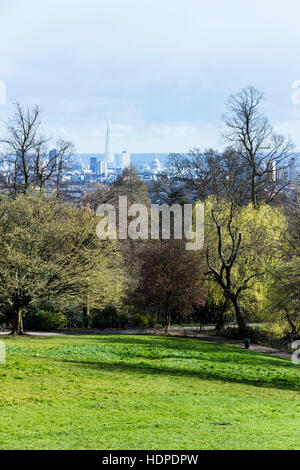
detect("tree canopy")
[204,197,287,336]
[0,194,125,334]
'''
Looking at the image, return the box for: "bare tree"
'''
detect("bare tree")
[0,102,48,194]
[148,172,191,205]
[168,148,251,205]
[223,86,294,207]
[34,138,74,195]
[53,139,74,197]
[0,102,74,196]
[134,240,206,333]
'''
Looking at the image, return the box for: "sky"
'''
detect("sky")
[1,0,300,153]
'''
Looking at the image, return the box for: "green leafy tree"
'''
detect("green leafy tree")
[266,205,300,338]
[204,197,287,337]
[82,165,151,303]
[0,194,125,334]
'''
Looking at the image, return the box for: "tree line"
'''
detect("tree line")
[0,87,299,340]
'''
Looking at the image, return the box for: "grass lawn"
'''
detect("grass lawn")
[0,334,299,450]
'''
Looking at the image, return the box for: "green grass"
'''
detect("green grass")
[0,334,299,449]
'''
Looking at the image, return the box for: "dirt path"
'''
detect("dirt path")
[0,327,292,360]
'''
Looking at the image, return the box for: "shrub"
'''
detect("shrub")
[91,314,111,329]
[64,309,86,328]
[91,306,129,329]
[130,314,149,329]
[147,316,156,328]
[0,313,7,330]
[117,314,129,328]
[24,309,67,331]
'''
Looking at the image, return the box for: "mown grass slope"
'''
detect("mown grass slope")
[0,334,299,449]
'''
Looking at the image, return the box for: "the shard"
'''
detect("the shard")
[105,120,115,167]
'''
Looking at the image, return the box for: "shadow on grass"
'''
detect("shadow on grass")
[11,333,296,382]
[62,334,291,368]
[57,353,300,392]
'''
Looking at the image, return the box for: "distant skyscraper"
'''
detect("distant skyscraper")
[98,160,108,175]
[90,156,98,174]
[120,150,131,170]
[105,120,115,168]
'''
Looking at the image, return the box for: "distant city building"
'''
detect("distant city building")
[151,157,161,173]
[98,160,108,175]
[90,156,98,174]
[138,163,150,172]
[105,120,115,169]
[120,150,131,170]
[71,153,169,170]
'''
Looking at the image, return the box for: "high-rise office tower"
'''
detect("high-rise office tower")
[105,120,115,169]
[98,160,108,175]
[90,156,98,174]
[120,150,131,170]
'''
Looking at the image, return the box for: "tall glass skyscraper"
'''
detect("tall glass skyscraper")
[90,156,97,174]
[105,120,115,169]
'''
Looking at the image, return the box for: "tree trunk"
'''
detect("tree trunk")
[164,310,170,335]
[216,298,229,331]
[231,296,247,338]
[83,305,90,328]
[251,172,258,207]
[286,311,297,340]
[11,307,24,335]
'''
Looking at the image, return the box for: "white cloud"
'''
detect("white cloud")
[1,0,300,151]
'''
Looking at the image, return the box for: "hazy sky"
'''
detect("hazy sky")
[1,0,300,153]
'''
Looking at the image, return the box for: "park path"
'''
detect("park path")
[0,326,292,360]
[189,332,291,360]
